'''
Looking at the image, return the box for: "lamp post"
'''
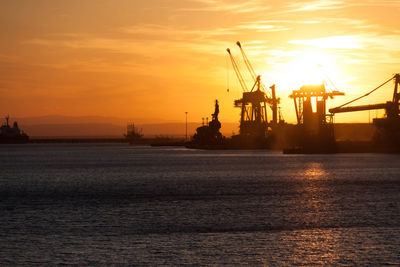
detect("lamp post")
[185,112,188,141]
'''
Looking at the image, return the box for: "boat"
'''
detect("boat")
[0,115,29,144]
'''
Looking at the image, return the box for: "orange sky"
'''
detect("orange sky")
[1,0,400,124]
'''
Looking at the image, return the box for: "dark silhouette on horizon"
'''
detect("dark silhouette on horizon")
[189,100,224,147]
[125,122,143,144]
[0,115,29,144]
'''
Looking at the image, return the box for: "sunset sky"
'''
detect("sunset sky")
[1,0,400,124]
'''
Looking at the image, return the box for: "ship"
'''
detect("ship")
[0,115,29,144]
[125,122,144,145]
[186,100,226,149]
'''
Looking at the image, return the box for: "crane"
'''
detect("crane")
[329,74,400,115]
[229,41,281,124]
[329,74,400,146]
[290,85,345,125]
[287,77,345,153]
[233,75,269,138]
[227,44,269,137]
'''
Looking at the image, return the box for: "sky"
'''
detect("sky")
[1,0,400,124]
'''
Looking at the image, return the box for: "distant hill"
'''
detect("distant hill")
[12,115,239,137]
[14,115,158,125]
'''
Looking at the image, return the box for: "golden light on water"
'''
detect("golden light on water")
[302,162,327,179]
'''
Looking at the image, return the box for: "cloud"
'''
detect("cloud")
[285,0,346,12]
[288,33,400,68]
[235,21,292,32]
[122,24,237,40]
[183,0,270,13]
[290,34,400,52]
[282,0,400,15]
[348,0,400,7]
[25,20,291,62]
[290,36,362,49]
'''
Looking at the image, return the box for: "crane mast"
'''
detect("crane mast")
[392,73,400,103]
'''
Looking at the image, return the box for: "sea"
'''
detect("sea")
[0,144,399,265]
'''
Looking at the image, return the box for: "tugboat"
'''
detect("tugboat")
[0,115,29,144]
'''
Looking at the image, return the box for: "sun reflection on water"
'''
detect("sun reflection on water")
[302,162,327,180]
[288,162,343,264]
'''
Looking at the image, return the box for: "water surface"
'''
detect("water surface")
[0,144,399,265]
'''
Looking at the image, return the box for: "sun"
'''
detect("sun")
[264,49,341,92]
[288,51,329,85]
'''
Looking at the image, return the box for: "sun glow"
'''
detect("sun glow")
[265,50,341,92]
[290,36,361,49]
[288,51,328,85]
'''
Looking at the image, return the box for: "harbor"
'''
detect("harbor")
[2,1,400,265]
[184,42,400,153]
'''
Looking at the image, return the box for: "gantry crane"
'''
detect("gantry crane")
[226,42,281,139]
[286,76,345,153]
[290,84,345,126]
[236,41,280,124]
[233,75,269,138]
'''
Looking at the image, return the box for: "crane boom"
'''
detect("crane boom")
[236,41,270,96]
[329,103,389,114]
[227,48,248,92]
[236,41,257,82]
[329,74,400,115]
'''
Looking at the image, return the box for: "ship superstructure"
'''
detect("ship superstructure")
[0,115,29,143]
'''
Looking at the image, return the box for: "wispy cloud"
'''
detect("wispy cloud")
[290,36,362,49]
[235,21,291,32]
[290,34,400,51]
[122,24,237,40]
[25,19,292,61]
[282,0,400,14]
[182,0,270,13]
[348,0,400,7]
[288,33,400,67]
[285,0,346,12]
